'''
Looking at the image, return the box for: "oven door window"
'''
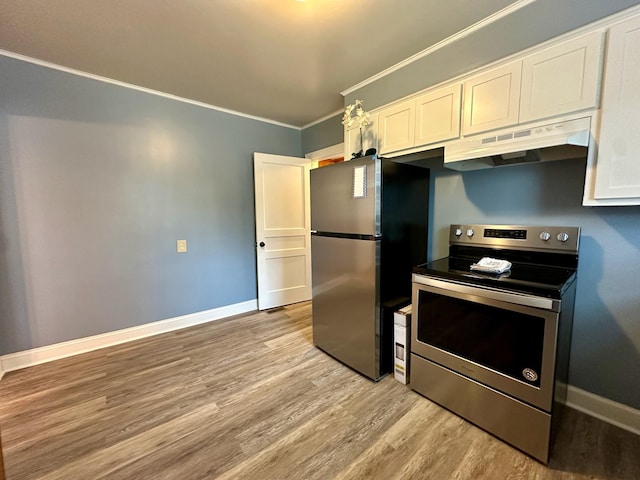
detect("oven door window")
[416,290,545,387]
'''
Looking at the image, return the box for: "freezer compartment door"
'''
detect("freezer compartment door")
[311,235,381,379]
[310,156,379,236]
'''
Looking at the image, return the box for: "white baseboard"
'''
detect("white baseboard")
[0,299,257,374]
[566,385,640,436]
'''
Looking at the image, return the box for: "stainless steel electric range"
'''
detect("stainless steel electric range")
[411,224,580,464]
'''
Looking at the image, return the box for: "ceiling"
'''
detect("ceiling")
[0,0,521,127]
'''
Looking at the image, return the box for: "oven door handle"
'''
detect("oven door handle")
[412,274,558,311]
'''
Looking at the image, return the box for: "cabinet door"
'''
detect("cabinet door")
[379,99,415,154]
[344,113,378,159]
[520,31,604,124]
[415,83,462,147]
[593,16,640,200]
[462,61,522,136]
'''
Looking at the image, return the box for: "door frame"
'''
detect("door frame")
[304,143,344,167]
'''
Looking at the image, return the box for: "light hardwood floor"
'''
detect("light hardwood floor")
[0,301,638,479]
[0,429,5,480]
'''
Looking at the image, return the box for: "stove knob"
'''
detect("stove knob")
[454,228,463,237]
[539,231,551,241]
[557,232,570,242]
[466,228,474,238]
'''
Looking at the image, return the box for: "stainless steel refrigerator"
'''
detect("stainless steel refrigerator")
[310,155,429,380]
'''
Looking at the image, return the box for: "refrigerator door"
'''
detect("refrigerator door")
[311,234,381,379]
[310,156,380,236]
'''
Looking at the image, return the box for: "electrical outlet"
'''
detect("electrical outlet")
[177,239,187,253]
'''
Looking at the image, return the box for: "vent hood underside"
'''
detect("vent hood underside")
[444,116,591,171]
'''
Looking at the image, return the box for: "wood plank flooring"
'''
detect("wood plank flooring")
[0,429,5,480]
[0,301,638,479]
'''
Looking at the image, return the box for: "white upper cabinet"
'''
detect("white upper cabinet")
[462,61,522,136]
[589,15,640,202]
[461,32,604,137]
[377,83,462,155]
[415,84,462,147]
[520,31,604,124]
[378,99,415,155]
[342,12,608,179]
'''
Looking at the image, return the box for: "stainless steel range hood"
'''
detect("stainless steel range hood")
[444,116,591,171]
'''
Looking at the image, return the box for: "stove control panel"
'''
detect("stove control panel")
[484,228,526,239]
[449,224,580,253]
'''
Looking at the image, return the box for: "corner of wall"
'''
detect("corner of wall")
[301,113,344,154]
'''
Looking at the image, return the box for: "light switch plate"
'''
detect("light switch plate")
[177,239,187,253]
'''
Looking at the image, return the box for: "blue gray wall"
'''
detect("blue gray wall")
[0,55,301,355]
[301,113,343,155]
[306,1,640,409]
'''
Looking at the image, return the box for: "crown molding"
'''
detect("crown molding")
[302,109,343,129]
[0,49,300,130]
[341,0,536,96]
[341,2,640,104]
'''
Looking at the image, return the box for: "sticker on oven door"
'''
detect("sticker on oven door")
[522,368,538,382]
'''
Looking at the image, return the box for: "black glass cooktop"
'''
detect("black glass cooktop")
[413,255,577,299]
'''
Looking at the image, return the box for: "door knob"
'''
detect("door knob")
[259,241,265,247]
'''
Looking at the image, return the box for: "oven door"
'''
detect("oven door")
[411,274,560,412]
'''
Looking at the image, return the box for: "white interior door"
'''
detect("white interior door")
[254,152,311,310]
